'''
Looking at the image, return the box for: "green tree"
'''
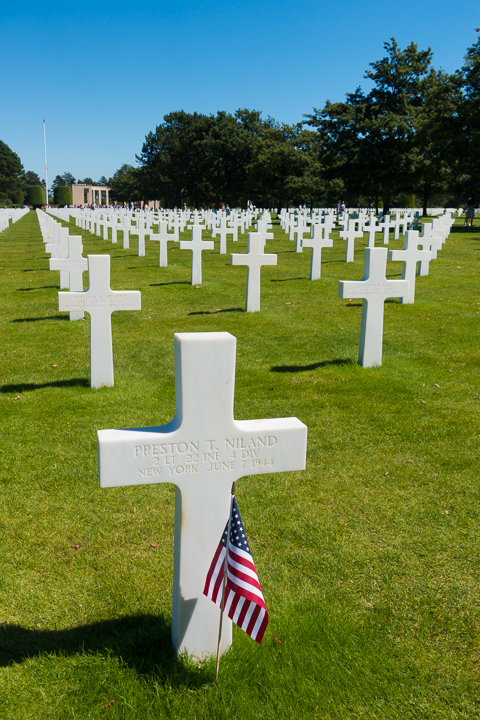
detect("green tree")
[306,38,434,213]
[78,177,94,185]
[25,185,46,207]
[97,176,109,186]
[54,185,73,205]
[108,165,141,204]
[24,170,42,186]
[249,123,311,207]
[138,108,286,208]
[414,68,458,214]
[138,111,216,207]
[454,30,480,193]
[0,140,24,205]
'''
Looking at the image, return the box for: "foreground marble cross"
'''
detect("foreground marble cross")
[338,247,409,367]
[231,232,277,312]
[97,332,307,658]
[58,255,141,387]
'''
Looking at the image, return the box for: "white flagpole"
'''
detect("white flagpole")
[43,119,48,207]
[215,481,236,680]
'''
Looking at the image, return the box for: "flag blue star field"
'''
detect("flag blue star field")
[203,497,268,643]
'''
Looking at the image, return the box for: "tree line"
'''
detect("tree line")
[109,34,478,214]
[1,34,478,213]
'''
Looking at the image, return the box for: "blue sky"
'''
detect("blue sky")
[1,0,478,184]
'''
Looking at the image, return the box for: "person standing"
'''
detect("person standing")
[464,195,475,227]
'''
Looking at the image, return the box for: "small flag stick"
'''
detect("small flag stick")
[215,481,236,680]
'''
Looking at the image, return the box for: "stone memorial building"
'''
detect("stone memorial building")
[71,184,110,206]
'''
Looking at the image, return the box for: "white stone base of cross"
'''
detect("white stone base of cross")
[97,332,307,659]
[338,248,409,367]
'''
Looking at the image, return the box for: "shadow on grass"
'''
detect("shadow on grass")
[11,315,69,323]
[1,378,89,393]
[270,277,306,283]
[0,615,210,685]
[189,308,243,315]
[271,358,355,373]
[16,286,58,292]
[150,281,191,287]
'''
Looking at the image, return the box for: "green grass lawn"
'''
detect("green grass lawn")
[0,210,479,719]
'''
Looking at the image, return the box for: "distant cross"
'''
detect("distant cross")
[49,236,88,319]
[213,217,233,254]
[45,227,70,289]
[180,225,214,284]
[102,214,109,240]
[58,255,141,387]
[364,217,381,248]
[339,219,362,262]
[122,221,130,249]
[131,221,149,257]
[107,218,119,244]
[302,224,333,280]
[97,332,307,659]
[294,217,309,253]
[388,230,431,304]
[231,232,277,312]
[150,220,179,267]
[338,247,409,367]
[381,214,391,245]
[391,212,403,240]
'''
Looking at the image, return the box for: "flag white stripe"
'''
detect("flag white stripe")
[240,603,255,631]
[205,547,225,598]
[232,596,246,624]
[251,608,266,641]
[224,589,235,615]
[227,570,265,602]
[228,542,254,563]
[227,551,259,581]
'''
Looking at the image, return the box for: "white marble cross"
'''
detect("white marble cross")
[231,232,277,312]
[122,222,130,249]
[45,227,70,289]
[213,217,233,254]
[388,230,431,304]
[364,217,381,248]
[97,331,307,659]
[131,222,149,257]
[419,223,443,264]
[150,221,179,267]
[339,220,363,262]
[294,217,309,253]
[338,247,409,367]
[49,236,88,320]
[180,225,214,285]
[58,255,141,388]
[381,214,391,244]
[302,224,333,280]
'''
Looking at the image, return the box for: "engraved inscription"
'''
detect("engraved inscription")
[134,436,278,479]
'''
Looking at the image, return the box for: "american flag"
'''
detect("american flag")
[203,497,268,643]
